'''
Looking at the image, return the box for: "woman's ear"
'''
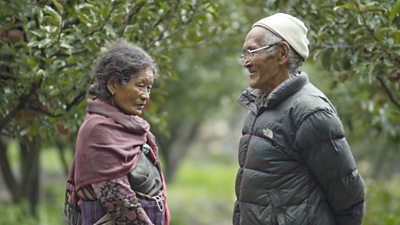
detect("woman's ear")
[107,76,118,96]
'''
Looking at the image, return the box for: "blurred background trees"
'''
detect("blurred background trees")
[0,0,232,214]
[0,0,399,224]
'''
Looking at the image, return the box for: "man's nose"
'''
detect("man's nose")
[242,57,251,67]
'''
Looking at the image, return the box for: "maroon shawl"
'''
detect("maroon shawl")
[65,99,169,225]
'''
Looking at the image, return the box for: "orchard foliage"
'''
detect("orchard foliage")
[281,0,400,138]
[0,0,232,210]
[0,0,399,222]
[0,0,226,143]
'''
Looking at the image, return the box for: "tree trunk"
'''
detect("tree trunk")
[163,120,201,182]
[0,138,20,203]
[20,137,40,217]
[372,142,389,179]
[56,137,71,176]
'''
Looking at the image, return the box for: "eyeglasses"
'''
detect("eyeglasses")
[240,42,280,62]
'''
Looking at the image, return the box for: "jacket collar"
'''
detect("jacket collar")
[237,72,309,113]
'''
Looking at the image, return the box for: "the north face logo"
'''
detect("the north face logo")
[262,128,273,139]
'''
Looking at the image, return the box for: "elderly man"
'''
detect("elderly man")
[233,13,365,225]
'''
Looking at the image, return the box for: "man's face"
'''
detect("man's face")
[242,27,282,94]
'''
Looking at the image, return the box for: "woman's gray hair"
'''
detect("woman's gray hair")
[262,31,304,75]
[87,39,158,101]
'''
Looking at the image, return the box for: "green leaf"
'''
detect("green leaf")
[333,3,358,12]
[51,0,64,14]
[317,47,333,70]
[43,6,62,28]
[23,55,38,68]
[376,27,391,41]
[100,6,110,20]
[359,2,384,13]
[390,0,400,22]
[38,38,52,48]
[390,30,400,44]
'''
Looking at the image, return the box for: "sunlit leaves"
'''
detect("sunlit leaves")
[0,0,234,150]
[390,0,400,21]
[283,0,400,140]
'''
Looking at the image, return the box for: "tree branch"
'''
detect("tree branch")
[65,90,86,111]
[29,106,59,118]
[0,78,41,132]
[84,2,117,37]
[147,1,180,47]
[356,1,400,66]
[127,1,147,23]
[376,76,400,108]
[147,1,208,48]
[118,1,146,37]
[29,89,86,118]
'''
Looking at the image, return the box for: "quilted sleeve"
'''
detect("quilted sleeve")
[293,109,365,225]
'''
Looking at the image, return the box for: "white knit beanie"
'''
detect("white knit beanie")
[252,13,309,60]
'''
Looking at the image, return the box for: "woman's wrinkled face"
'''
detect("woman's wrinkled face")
[110,68,154,116]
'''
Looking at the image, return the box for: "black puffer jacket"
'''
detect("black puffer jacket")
[233,73,365,225]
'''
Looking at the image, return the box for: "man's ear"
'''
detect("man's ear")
[107,76,118,96]
[278,42,290,65]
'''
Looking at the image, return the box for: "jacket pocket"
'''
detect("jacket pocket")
[269,191,295,225]
[267,192,280,225]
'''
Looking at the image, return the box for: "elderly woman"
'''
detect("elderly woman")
[65,40,169,225]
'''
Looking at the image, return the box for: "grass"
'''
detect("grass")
[167,160,237,225]
[1,143,238,225]
[2,144,400,225]
[364,177,400,225]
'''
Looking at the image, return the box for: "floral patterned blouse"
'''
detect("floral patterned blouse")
[92,176,153,225]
